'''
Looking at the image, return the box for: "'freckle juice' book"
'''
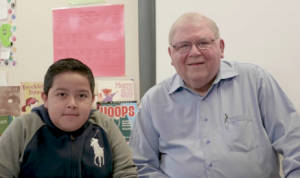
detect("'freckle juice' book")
[20,82,44,115]
[97,101,137,142]
[97,80,135,102]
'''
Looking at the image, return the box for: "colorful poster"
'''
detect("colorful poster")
[20,82,44,115]
[0,86,20,116]
[53,5,125,76]
[97,80,134,102]
[69,0,105,5]
[0,0,17,67]
[97,101,137,142]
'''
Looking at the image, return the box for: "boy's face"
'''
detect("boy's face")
[42,72,94,132]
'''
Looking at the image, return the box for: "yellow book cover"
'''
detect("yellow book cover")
[20,82,44,115]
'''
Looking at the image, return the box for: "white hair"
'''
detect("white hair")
[169,12,220,45]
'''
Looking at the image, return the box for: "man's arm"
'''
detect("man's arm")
[257,67,300,178]
[129,95,169,178]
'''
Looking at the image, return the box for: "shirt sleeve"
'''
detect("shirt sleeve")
[256,67,300,177]
[0,118,24,178]
[105,114,138,178]
[129,94,169,178]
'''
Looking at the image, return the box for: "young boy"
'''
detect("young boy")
[0,58,138,177]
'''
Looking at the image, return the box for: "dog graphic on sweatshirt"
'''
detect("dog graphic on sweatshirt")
[90,130,104,167]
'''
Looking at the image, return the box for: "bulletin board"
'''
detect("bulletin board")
[0,0,140,102]
[53,4,125,77]
[0,0,17,67]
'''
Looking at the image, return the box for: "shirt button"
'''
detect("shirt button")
[204,118,208,122]
[206,140,210,144]
[209,163,213,167]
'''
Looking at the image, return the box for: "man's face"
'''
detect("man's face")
[42,72,94,132]
[168,23,224,94]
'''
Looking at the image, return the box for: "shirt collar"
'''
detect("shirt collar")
[168,60,239,94]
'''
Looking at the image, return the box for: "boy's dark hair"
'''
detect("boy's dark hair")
[44,58,95,96]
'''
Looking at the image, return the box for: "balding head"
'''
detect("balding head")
[169,12,220,45]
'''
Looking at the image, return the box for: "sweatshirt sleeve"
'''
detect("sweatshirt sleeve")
[92,111,138,178]
[0,117,24,178]
[0,114,44,178]
[109,118,138,178]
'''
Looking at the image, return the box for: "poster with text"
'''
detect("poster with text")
[20,82,44,115]
[53,4,125,76]
[97,80,134,102]
[97,101,137,142]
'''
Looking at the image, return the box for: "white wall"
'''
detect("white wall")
[156,0,300,113]
[157,1,300,176]
[0,0,140,102]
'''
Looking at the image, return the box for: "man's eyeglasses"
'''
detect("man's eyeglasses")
[172,38,216,53]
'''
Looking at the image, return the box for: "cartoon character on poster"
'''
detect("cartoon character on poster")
[99,88,119,102]
[21,97,39,113]
[0,24,12,47]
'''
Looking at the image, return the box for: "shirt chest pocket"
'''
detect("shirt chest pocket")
[225,114,257,152]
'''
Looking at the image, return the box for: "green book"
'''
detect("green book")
[0,115,14,137]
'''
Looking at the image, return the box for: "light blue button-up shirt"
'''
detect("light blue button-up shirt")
[129,60,300,178]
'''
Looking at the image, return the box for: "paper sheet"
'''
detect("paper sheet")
[0,71,8,86]
[69,0,105,5]
[0,47,10,59]
[53,5,125,76]
[0,0,8,20]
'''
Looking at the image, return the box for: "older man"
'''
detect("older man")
[129,12,300,178]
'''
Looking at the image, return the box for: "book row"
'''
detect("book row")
[0,80,135,116]
[0,80,137,141]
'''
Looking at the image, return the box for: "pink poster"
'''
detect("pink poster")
[53,5,125,76]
